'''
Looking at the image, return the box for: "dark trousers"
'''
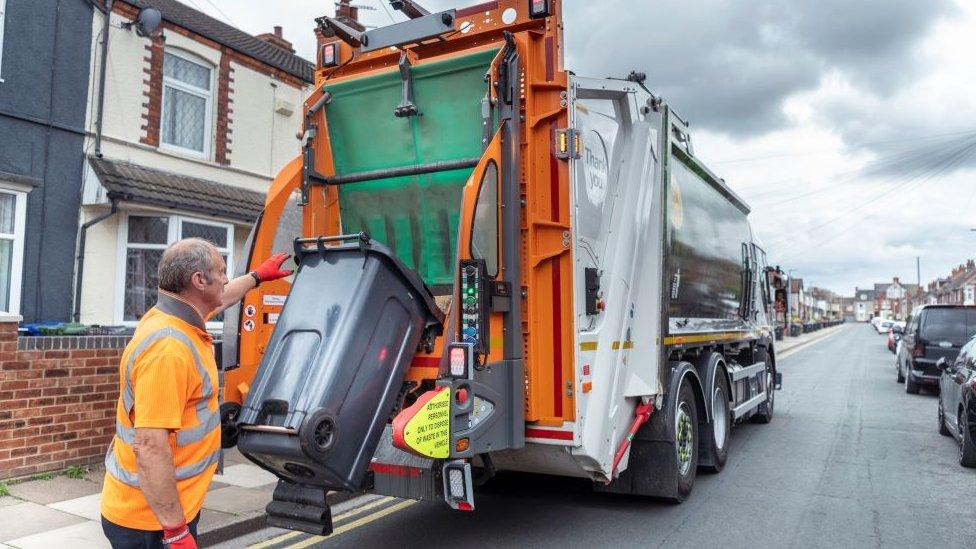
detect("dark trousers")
[101,514,200,549]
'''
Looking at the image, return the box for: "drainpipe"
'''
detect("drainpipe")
[94,0,114,158]
[74,198,118,322]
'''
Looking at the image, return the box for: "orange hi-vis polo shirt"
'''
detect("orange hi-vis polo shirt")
[101,290,221,530]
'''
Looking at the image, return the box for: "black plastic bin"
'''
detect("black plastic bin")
[236,234,443,492]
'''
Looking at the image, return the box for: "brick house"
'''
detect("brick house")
[77,0,313,328]
[922,261,974,305]
[872,277,919,321]
[853,288,875,322]
[789,278,805,322]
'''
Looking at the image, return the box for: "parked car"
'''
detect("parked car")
[936,349,976,467]
[887,324,904,353]
[897,305,976,394]
[877,319,894,334]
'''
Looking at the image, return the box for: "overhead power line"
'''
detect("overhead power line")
[736,132,976,207]
[200,0,237,27]
[772,136,976,262]
[711,128,976,166]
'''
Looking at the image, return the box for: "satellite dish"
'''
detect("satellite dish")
[134,7,162,37]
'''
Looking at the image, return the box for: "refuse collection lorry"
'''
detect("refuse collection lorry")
[219,0,781,534]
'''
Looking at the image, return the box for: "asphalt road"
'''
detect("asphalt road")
[236,324,976,549]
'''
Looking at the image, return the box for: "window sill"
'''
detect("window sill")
[158,143,211,162]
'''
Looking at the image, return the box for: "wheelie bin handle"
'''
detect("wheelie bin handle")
[293,232,373,260]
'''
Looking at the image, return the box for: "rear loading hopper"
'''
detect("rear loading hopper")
[237,234,443,492]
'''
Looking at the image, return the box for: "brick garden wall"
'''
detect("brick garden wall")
[0,322,129,480]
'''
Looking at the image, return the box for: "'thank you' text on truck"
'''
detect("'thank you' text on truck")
[218,0,781,535]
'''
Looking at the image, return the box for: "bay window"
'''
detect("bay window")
[120,213,233,325]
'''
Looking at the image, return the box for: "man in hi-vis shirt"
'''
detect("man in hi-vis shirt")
[101,238,291,548]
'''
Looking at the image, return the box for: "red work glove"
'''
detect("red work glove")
[162,523,197,548]
[251,252,294,284]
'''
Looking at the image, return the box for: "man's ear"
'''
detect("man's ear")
[190,271,207,291]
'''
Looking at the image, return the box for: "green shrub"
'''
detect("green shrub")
[65,466,87,479]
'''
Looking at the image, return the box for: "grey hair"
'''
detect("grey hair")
[158,237,217,292]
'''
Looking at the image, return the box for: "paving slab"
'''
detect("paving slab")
[85,470,105,487]
[207,481,230,491]
[221,448,250,466]
[197,508,245,534]
[6,477,101,505]
[0,502,86,542]
[6,520,109,549]
[0,496,20,508]
[48,493,103,522]
[204,485,272,515]
[212,464,278,488]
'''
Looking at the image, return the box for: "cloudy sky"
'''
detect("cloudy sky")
[190,0,976,295]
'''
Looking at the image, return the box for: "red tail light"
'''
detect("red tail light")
[913,341,925,358]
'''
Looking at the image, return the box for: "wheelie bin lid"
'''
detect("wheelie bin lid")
[293,233,446,328]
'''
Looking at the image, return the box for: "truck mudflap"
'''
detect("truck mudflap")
[236,233,443,493]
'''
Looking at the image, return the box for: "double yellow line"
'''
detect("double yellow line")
[250,496,417,549]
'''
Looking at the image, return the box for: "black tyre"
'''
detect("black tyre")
[959,408,976,468]
[896,360,905,383]
[905,372,921,394]
[751,347,774,424]
[938,396,951,437]
[700,372,730,474]
[220,402,242,449]
[670,381,699,501]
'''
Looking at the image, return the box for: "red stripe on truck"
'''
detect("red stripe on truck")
[525,428,573,440]
[369,463,422,478]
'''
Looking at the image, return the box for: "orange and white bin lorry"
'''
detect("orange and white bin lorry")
[219,0,781,535]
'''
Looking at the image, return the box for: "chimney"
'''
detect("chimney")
[335,0,365,29]
[256,26,295,53]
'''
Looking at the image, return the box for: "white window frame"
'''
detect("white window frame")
[0,0,7,82]
[115,212,234,328]
[159,49,214,159]
[0,186,26,314]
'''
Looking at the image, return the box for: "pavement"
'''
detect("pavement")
[227,322,976,548]
[0,448,283,548]
[0,322,853,548]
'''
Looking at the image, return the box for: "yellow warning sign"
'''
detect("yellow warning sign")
[401,388,451,459]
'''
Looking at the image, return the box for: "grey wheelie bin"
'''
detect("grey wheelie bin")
[236,233,443,494]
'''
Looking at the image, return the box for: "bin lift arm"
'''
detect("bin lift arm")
[390,0,429,19]
[315,15,364,48]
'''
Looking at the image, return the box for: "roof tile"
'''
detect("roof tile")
[89,156,265,222]
[124,0,314,83]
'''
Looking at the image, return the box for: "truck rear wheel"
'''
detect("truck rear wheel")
[700,373,730,474]
[671,381,699,500]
